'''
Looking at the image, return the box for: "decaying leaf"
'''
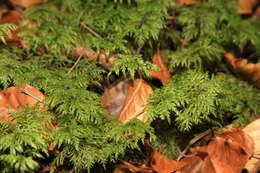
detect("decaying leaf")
[181,128,254,173]
[117,79,153,122]
[10,0,43,8]
[243,119,260,173]
[150,50,171,85]
[237,0,258,14]
[102,80,129,118]
[224,52,260,88]
[113,161,155,173]
[0,84,45,123]
[150,149,186,173]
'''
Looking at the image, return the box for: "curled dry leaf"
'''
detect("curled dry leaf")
[0,84,45,123]
[180,152,236,173]
[102,80,129,118]
[117,79,153,123]
[10,0,43,8]
[150,50,171,85]
[181,128,254,173]
[224,52,260,88]
[243,119,260,173]
[237,0,258,14]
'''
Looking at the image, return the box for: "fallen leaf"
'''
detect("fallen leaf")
[113,161,155,173]
[0,10,23,47]
[150,149,186,173]
[10,0,43,8]
[102,80,129,118]
[176,0,201,5]
[224,52,260,88]
[150,50,171,85]
[117,79,153,122]
[180,152,236,173]
[0,84,45,123]
[237,0,258,14]
[188,128,254,173]
[243,119,260,173]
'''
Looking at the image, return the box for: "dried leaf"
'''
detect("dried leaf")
[102,80,129,118]
[150,50,171,85]
[189,129,253,172]
[113,161,155,173]
[243,119,260,173]
[180,152,236,173]
[237,0,258,14]
[0,84,45,123]
[0,10,23,47]
[117,79,153,122]
[224,52,260,88]
[10,0,43,8]
[150,149,186,173]
[176,0,201,5]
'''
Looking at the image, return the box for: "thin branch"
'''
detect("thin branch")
[81,23,102,38]
[67,56,82,74]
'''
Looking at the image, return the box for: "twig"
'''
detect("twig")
[81,23,101,38]
[21,89,43,102]
[67,56,82,74]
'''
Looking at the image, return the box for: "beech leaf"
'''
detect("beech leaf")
[176,0,201,5]
[150,50,171,85]
[224,52,260,88]
[243,119,260,173]
[117,79,153,123]
[0,84,45,123]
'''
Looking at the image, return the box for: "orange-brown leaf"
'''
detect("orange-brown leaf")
[176,0,201,5]
[102,80,129,118]
[150,50,171,85]
[10,0,43,8]
[224,52,260,88]
[151,149,186,173]
[237,0,258,14]
[117,79,153,122]
[113,161,155,173]
[180,152,236,173]
[243,119,260,173]
[0,84,45,123]
[0,10,23,47]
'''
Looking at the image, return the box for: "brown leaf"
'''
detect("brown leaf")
[0,84,45,123]
[150,149,186,173]
[180,152,236,173]
[117,79,153,122]
[113,161,155,173]
[176,0,201,5]
[102,80,129,118]
[243,119,260,173]
[10,0,43,8]
[189,129,254,172]
[0,10,23,47]
[237,0,258,14]
[224,52,260,88]
[150,50,171,85]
